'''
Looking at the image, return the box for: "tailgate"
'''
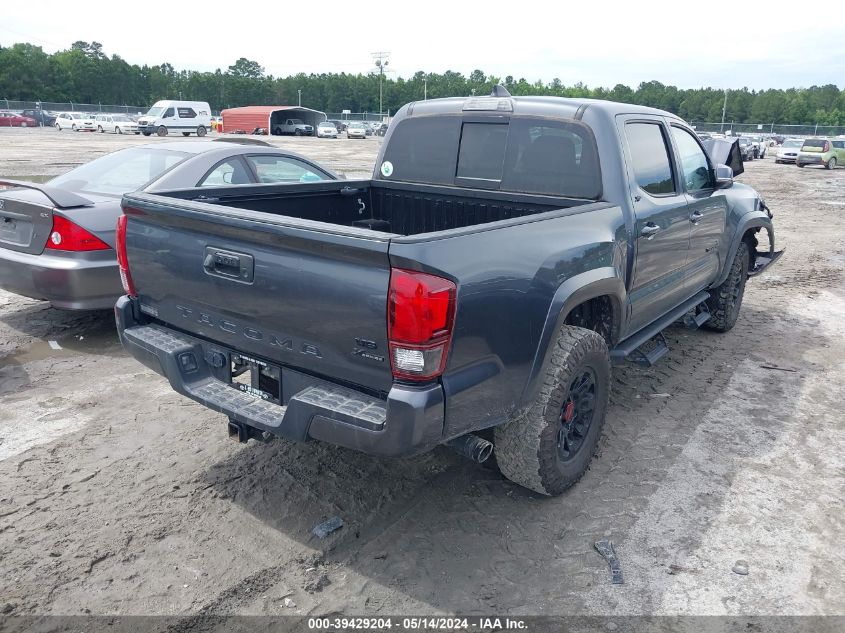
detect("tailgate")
[0,189,54,255]
[122,192,395,393]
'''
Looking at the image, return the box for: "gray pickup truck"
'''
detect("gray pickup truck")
[115,88,781,496]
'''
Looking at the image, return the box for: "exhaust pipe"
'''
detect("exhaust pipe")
[446,434,494,463]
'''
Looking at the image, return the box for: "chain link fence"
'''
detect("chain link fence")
[1,99,147,115]
[326,112,389,122]
[690,121,845,137]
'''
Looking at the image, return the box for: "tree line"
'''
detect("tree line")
[1,41,843,125]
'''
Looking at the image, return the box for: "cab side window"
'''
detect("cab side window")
[199,158,252,187]
[246,155,329,183]
[625,122,676,196]
[670,126,714,192]
[163,108,175,118]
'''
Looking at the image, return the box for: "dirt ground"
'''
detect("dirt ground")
[0,128,843,619]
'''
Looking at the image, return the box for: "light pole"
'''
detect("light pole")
[297,89,301,107]
[720,88,728,133]
[372,52,390,115]
[424,77,427,100]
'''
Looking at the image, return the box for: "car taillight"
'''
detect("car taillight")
[45,215,110,251]
[115,214,137,297]
[388,268,457,381]
[823,141,830,152]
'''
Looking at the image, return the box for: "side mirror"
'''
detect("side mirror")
[715,164,733,189]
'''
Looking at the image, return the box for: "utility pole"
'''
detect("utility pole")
[424,77,427,100]
[298,89,301,107]
[372,52,390,115]
[720,89,728,132]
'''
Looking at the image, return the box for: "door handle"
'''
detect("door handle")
[203,247,254,282]
[689,210,703,224]
[640,224,660,239]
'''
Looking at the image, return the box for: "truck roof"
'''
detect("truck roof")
[403,95,680,122]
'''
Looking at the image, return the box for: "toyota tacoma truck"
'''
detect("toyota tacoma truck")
[115,87,782,496]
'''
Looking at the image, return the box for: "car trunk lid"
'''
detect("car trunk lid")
[0,188,54,255]
[0,181,96,255]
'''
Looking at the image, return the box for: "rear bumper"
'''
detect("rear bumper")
[115,297,446,457]
[795,155,826,166]
[0,247,121,309]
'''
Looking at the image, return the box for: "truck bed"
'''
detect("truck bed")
[156,179,593,237]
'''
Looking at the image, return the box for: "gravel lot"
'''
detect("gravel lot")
[0,128,843,619]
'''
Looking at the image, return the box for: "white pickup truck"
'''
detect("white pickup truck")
[272,118,314,136]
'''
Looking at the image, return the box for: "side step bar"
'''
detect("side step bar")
[610,291,710,366]
[748,248,784,277]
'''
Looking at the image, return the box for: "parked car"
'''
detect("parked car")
[0,140,337,310]
[114,87,781,496]
[272,118,314,136]
[748,136,767,159]
[376,121,389,137]
[54,112,96,132]
[328,119,347,132]
[0,111,38,127]
[137,100,211,137]
[774,138,804,164]
[95,114,139,135]
[316,122,338,138]
[346,122,367,139]
[737,137,754,161]
[796,138,845,169]
[21,109,56,126]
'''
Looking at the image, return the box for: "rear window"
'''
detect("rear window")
[802,139,826,149]
[381,115,601,199]
[456,123,508,182]
[49,147,189,195]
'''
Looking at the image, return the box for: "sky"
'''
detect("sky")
[2,0,844,90]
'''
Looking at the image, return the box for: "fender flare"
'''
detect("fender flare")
[715,213,774,287]
[519,267,626,408]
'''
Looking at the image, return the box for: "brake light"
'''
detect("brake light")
[45,215,109,251]
[115,214,137,297]
[823,141,830,152]
[388,268,457,381]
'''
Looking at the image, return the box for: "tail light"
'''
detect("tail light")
[45,215,109,251]
[388,268,457,381]
[823,141,830,152]
[115,214,137,297]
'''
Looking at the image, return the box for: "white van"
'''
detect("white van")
[137,100,211,137]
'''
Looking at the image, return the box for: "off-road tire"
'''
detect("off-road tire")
[704,240,749,332]
[494,326,610,496]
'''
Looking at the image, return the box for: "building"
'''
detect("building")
[220,106,327,135]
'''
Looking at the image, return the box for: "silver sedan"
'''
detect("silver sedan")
[0,140,337,309]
